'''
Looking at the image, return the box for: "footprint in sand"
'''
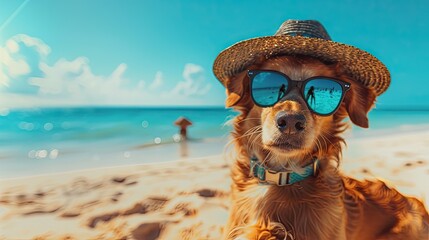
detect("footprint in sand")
[18,194,63,216]
[0,187,66,216]
[164,193,209,217]
[196,189,217,198]
[403,160,426,168]
[87,196,169,228]
[123,203,147,216]
[23,205,62,215]
[60,211,81,218]
[87,211,121,228]
[111,176,138,186]
[163,189,228,217]
[15,194,38,205]
[391,160,427,174]
[111,176,127,183]
[131,222,163,240]
[178,188,226,198]
[416,160,426,165]
[110,191,123,202]
[166,202,198,216]
[34,191,46,198]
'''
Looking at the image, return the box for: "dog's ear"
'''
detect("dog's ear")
[225,87,242,108]
[224,72,248,108]
[343,82,377,128]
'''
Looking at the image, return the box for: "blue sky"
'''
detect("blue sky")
[0,0,428,108]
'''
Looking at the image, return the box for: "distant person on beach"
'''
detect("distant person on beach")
[174,117,192,140]
[306,86,315,106]
[278,84,286,100]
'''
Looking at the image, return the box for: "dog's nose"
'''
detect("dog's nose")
[275,112,306,134]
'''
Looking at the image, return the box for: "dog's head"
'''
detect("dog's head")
[226,55,377,169]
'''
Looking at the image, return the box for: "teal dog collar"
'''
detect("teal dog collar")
[250,156,319,186]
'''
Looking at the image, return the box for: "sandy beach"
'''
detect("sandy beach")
[1,129,428,240]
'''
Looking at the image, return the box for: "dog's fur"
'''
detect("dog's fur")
[223,55,429,240]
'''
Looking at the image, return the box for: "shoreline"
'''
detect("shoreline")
[0,153,225,182]
[0,136,232,179]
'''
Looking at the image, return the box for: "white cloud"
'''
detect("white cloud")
[28,58,138,105]
[0,34,219,108]
[12,34,51,56]
[0,44,30,86]
[0,69,9,88]
[29,57,88,94]
[170,63,211,97]
[149,71,163,90]
[0,34,50,88]
[0,47,31,87]
[6,39,19,53]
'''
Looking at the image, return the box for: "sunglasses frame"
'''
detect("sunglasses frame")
[248,70,351,116]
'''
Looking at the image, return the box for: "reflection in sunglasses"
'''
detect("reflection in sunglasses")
[249,70,349,116]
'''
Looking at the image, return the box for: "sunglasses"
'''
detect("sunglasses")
[248,70,351,116]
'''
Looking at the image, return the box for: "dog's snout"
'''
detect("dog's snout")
[275,112,306,134]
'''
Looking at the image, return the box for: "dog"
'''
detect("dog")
[213,19,429,240]
[221,56,429,240]
[221,55,429,240]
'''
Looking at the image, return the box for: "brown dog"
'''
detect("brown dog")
[221,54,429,240]
[214,19,429,240]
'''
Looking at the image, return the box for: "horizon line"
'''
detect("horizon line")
[2,105,429,111]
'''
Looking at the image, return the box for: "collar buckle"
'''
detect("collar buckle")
[265,171,288,186]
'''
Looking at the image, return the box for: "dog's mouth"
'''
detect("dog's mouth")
[265,138,303,152]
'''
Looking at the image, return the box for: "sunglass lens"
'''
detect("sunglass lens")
[251,72,288,107]
[304,79,343,115]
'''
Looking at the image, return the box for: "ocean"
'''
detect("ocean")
[0,107,428,178]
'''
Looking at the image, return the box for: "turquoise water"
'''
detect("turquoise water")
[355,110,429,137]
[0,108,428,178]
[0,107,235,152]
[0,107,236,178]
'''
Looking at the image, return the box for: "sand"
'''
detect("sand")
[1,129,428,240]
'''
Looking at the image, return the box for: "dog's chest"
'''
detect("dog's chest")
[252,185,346,240]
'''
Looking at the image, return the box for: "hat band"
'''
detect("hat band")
[274,20,331,40]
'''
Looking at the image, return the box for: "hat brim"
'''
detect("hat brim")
[213,35,390,96]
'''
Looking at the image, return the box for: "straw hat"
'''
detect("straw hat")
[213,20,390,95]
